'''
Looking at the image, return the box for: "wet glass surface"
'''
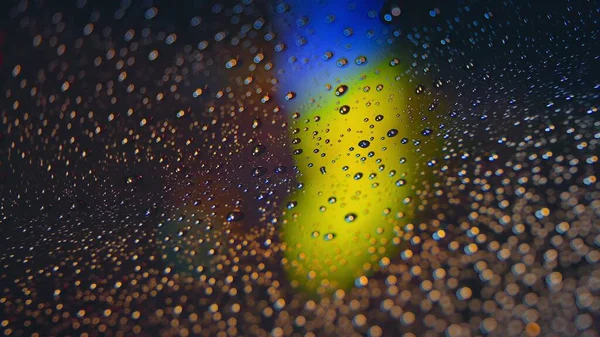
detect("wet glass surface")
[1,0,599,336]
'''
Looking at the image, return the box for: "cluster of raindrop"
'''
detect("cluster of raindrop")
[0,1,599,337]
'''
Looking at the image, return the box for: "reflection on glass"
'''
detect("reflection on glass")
[1,0,598,336]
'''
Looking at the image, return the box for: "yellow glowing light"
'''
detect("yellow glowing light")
[281,59,444,294]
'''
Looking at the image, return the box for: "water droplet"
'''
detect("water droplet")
[345,213,357,222]
[252,144,266,156]
[285,91,296,100]
[355,56,367,65]
[226,211,244,222]
[323,233,336,241]
[336,58,348,67]
[428,101,438,111]
[252,167,267,177]
[415,84,425,94]
[335,85,348,96]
